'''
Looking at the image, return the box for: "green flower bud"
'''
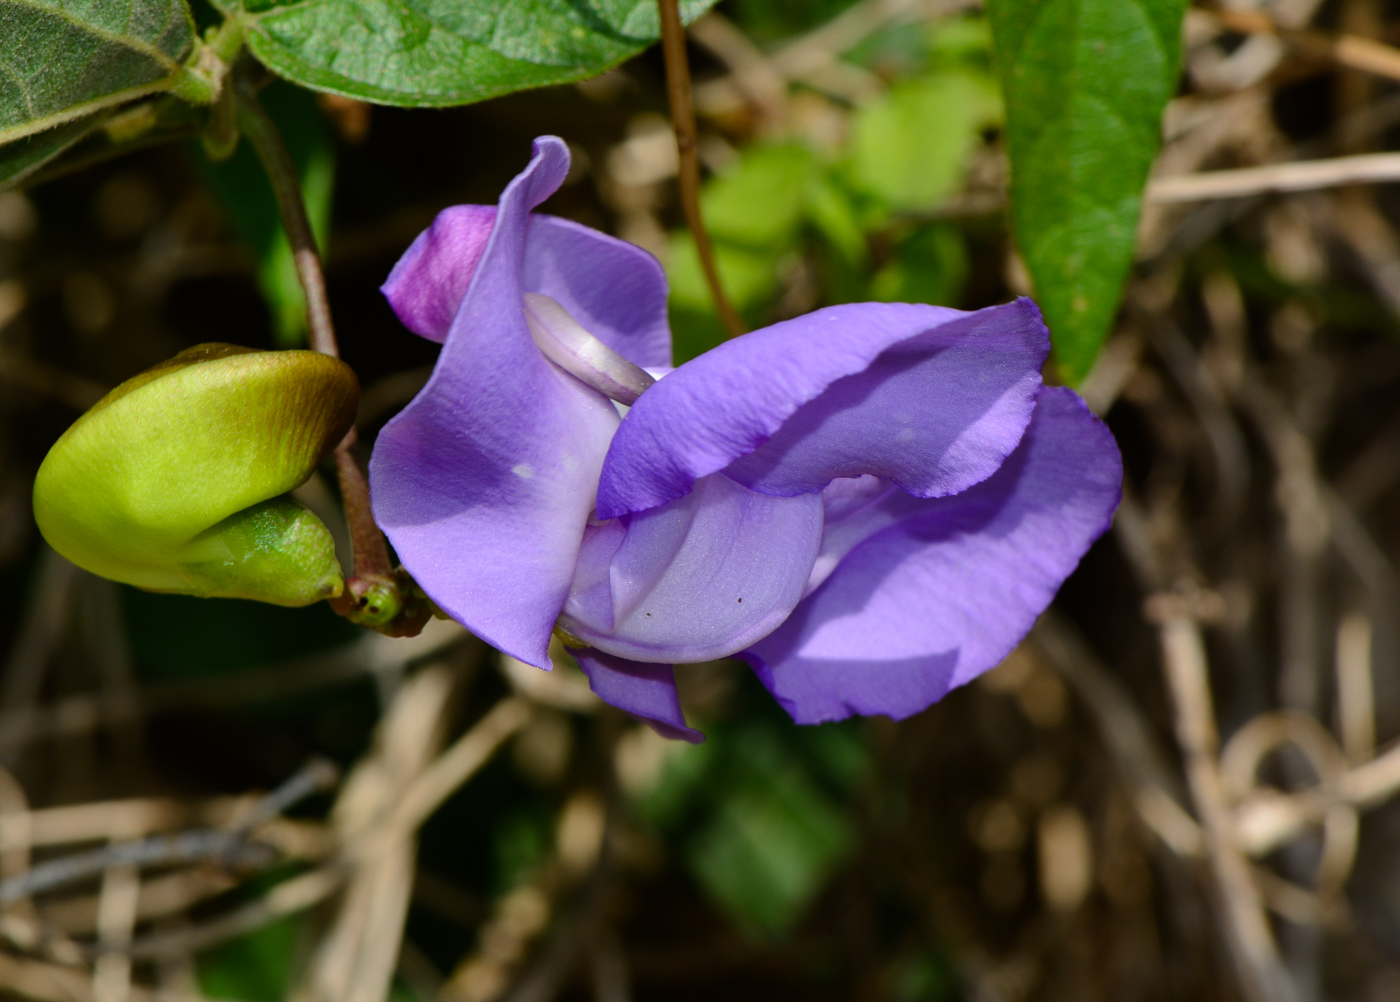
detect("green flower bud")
[33,344,358,607]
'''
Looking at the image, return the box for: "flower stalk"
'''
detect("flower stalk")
[235,71,428,636]
[657,0,745,339]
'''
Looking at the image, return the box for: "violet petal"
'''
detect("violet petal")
[370,137,619,668]
[596,299,1047,520]
[380,187,669,367]
[572,648,704,743]
[742,387,1122,724]
[381,204,497,343]
[521,215,672,369]
[561,473,824,664]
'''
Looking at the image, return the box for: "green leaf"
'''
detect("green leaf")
[666,144,837,361]
[702,143,821,249]
[988,0,1187,382]
[0,0,197,144]
[871,224,969,307]
[198,914,299,1002]
[215,0,715,107]
[849,69,1000,212]
[685,730,851,936]
[197,82,333,347]
[3,95,204,193]
[0,112,102,189]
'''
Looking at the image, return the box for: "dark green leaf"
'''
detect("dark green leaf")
[216,0,715,108]
[871,224,969,307]
[0,112,102,189]
[988,0,1187,382]
[6,96,204,192]
[684,730,851,935]
[196,82,334,347]
[197,914,299,1002]
[0,0,196,144]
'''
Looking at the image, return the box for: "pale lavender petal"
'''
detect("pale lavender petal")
[572,648,704,743]
[561,473,823,663]
[382,204,497,343]
[742,387,1122,724]
[522,215,672,369]
[370,137,618,668]
[524,294,655,405]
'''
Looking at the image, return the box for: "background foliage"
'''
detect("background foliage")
[8,0,1400,1000]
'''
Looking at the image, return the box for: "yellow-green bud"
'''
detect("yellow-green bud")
[33,344,358,607]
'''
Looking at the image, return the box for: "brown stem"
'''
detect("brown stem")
[235,73,427,636]
[235,75,392,580]
[657,0,745,338]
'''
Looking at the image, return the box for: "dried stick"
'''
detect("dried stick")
[374,697,530,843]
[123,697,524,963]
[0,760,335,907]
[0,619,467,756]
[1155,608,1297,1002]
[657,0,744,338]
[1148,152,1400,203]
[1214,8,1400,84]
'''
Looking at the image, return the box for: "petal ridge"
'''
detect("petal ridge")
[597,298,1048,519]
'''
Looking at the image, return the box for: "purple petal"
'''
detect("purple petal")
[370,137,618,668]
[571,648,704,743]
[596,299,1047,520]
[521,215,672,369]
[742,387,1122,724]
[560,474,824,663]
[380,151,671,368]
[382,204,497,343]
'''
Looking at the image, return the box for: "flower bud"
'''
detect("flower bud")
[34,344,358,606]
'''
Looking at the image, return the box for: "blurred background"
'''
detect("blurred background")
[7,0,1400,999]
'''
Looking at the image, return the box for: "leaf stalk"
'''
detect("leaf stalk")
[657,0,745,339]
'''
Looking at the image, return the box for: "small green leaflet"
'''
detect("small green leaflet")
[214,0,717,108]
[0,0,196,145]
[988,0,1187,383]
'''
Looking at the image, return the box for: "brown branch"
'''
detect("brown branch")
[235,72,430,635]
[234,76,391,576]
[657,0,745,338]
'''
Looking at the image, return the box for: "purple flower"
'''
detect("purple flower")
[369,137,1122,742]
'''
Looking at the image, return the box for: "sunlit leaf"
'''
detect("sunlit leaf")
[0,0,196,145]
[849,69,1000,212]
[988,0,1187,382]
[702,144,821,249]
[214,0,716,107]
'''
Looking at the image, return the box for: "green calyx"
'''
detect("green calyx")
[34,344,358,607]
